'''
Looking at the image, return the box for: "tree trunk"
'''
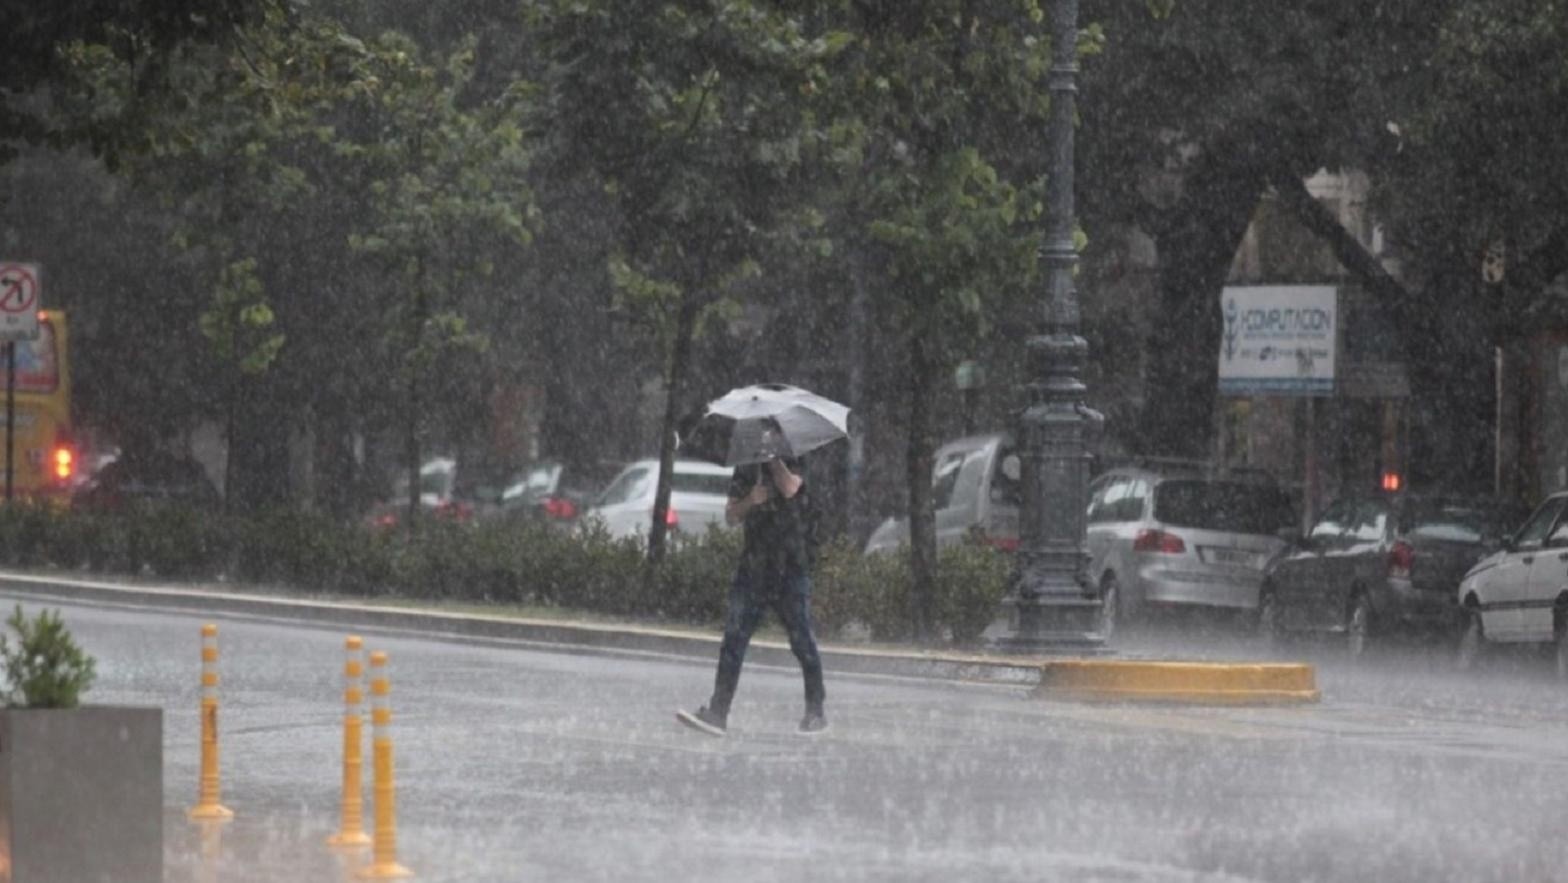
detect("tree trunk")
[405,366,421,534]
[405,285,430,535]
[1403,257,1498,494]
[1138,163,1268,458]
[647,293,700,564]
[226,378,291,513]
[314,402,358,519]
[846,246,872,541]
[905,330,939,642]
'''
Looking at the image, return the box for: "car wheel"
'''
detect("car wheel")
[1099,574,1121,642]
[1456,608,1484,672]
[1346,593,1373,659]
[1555,609,1568,682]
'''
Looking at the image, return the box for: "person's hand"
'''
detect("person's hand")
[746,480,771,507]
[766,458,803,499]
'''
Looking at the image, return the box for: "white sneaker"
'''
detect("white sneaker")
[676,706,727,737]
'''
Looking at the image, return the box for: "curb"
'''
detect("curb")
[0,571,1320,704]
[0,571,1045,688]
[1035,659,1320,705]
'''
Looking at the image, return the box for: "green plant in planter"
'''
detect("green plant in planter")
[0,605,97,708]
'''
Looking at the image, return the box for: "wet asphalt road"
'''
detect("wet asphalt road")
[8,595,1568,883]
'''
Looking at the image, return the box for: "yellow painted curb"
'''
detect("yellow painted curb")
[1034,660,1319,705]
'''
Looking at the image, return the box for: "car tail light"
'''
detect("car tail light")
[1388,540,1413,579]
[985,535,1019,553]
[543,496,578,520]
[665,507,679,528]
[1133,529,1186,554]
[51,445,73,481]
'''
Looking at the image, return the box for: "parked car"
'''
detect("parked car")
[71,449,221,511]
[1261,492,1524,657]
[1086,461,1296,635]
[368,457,473,528]
[1455,491,1568,675]
[863,439,1290,635]
[580,458,734,542]
[500,459,624,527]
[863,433,1022,555]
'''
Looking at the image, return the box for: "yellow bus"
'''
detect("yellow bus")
[0,310,74,498]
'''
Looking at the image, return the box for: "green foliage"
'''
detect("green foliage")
[934,538,1012,644]
[201,258,286,377]
[131,504,232,579]
[0,0,274,165]
[0,606,97,709]
[528,0,840,560]
[52,5,539,510]
[810,536,1009,643]
[822,2,1054,348]
[0,505,1006,644]
[650,526,743,622]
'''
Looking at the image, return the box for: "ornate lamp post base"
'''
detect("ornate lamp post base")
[993,595,1107,655]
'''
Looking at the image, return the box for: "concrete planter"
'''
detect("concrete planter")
[0,707,162,883]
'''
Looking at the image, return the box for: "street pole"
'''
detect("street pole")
[5,341,14,503]
[993,0,1106,653]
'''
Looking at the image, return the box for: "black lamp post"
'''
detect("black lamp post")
[994,0,1106,653]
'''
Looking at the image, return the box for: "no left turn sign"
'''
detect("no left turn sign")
[0,263,40,342]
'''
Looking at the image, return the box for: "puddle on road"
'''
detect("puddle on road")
[165,810,368,883]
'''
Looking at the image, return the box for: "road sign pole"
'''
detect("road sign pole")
[5,340,15,503]
[0,261,42,505]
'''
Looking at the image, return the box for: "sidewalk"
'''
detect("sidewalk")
[0,568,1320,703]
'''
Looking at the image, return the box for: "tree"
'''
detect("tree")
[56,9,535,513]
[809,1,1054,638]
[1076,0,1442,459]
[1358,0,1568,490]
[527,0,835,562]
[3,0,278,164]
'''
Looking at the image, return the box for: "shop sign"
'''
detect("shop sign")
[1218,285,1337,397]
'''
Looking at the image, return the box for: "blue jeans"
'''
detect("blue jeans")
[708,565,825,719]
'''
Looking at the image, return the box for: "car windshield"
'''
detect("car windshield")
[1153,480,1296,535]
[596,467,652,506]
[512,463,560,499]
[1401,499,1515,544]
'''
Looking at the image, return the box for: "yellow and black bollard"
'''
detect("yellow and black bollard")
[356,651,413,879]
[328,636,372,848]
[189,624,234,821]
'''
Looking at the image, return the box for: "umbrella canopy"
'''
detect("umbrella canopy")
[681,383,850,467]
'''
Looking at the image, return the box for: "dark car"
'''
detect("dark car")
[72,450,221,511]
[1259,493,1525,656]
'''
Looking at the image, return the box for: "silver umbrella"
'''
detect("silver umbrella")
[681,383,850,467]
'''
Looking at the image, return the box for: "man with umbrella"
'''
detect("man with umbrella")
[676,384,846,737]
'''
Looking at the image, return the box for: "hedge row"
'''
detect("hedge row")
[0,503,1011,645]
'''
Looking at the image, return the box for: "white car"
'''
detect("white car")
[1456,491,1568,675]
[581,458,734,542]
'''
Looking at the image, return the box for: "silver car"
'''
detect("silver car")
[863,433,1021,554]
[1085,464,1296,634]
